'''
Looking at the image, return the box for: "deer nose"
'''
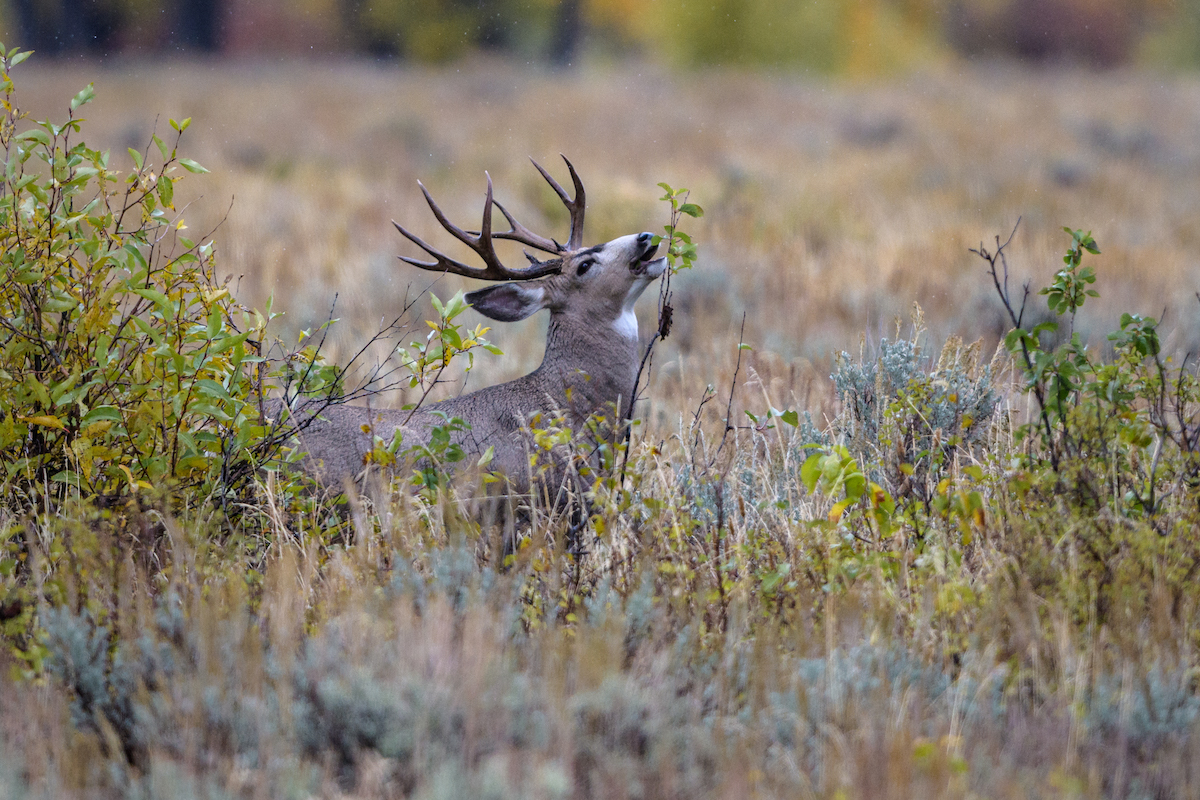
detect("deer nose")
[637,232,653,245]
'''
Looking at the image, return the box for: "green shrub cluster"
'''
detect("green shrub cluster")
[0,45,297,512]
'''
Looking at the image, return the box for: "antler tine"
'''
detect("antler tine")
[393,173,563,282]
[392,220,477,274]
[528,154,587,251]
[490,198,562,254]
[560,155,586,250]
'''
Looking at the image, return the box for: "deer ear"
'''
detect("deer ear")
[465,282,547,322]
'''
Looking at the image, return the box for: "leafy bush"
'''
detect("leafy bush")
[0,45,302,512]
[982,225,1200,524]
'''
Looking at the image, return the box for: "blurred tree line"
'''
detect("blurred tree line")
[2,0,1199,70]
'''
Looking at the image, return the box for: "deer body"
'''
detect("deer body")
[291,160,665,496]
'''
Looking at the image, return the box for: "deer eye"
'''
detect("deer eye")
[576,259,594,277]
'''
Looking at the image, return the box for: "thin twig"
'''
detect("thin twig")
[712,313,748,467]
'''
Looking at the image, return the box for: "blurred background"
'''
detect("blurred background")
[5,0,1200,69]
[4,0,1200,426]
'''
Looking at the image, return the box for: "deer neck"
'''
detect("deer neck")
[536,309,640,419]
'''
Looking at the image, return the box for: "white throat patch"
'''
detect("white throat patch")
[612,307,639,340]
[612,278,649,341]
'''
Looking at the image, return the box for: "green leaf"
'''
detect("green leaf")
[128,147,143,170]
[443,291,470,319]
[81,406,122,425]
[55,382,89,408]
[207,306,222,338]
[210,330,250,354]
[15,129,50,146]
[195,379,232,401]
[157,173,173,207]
[800,454,822,492]
[70,83,95,111]
[678,202,704,218]
[130,286,172,315]
[43,293,79,313]
[179,157,208,174]
[153,134,169,162]
[49,369,81,403]
[779,409,799,427]
[190,402,231,423]
[844,472,866,501]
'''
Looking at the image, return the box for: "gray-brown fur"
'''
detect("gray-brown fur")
[289,182,665,497]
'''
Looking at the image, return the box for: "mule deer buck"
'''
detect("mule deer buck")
[290,157,665,504]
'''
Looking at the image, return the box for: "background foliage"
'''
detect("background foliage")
[4,0,1200,71]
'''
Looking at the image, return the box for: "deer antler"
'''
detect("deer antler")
[393,156,587,282]
[393,173,562,281]
[492,154,586,253]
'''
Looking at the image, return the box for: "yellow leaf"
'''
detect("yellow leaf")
[82,421,113,438]
[828,500,850,523]
[118,464,138,491]
[477,445,495,468]
[21,415,65,430]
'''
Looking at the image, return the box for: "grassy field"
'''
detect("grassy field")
[14,57,1200,424]
[4,57,1200,798]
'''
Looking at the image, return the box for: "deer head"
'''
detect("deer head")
[392,156,666,347]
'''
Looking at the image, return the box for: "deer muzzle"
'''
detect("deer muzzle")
[632,238,665,277]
